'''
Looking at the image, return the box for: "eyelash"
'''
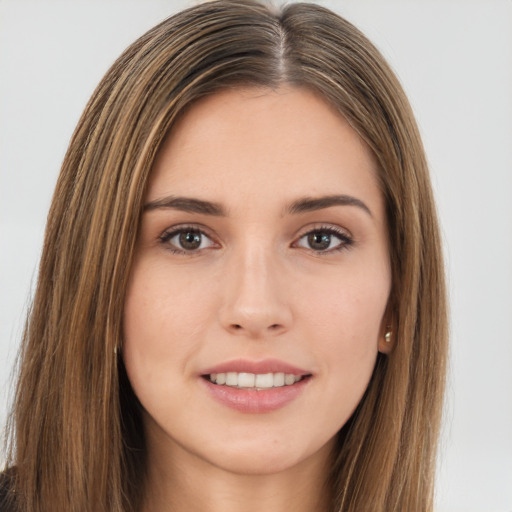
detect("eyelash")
[158,224,354,255]
[294,225,354,253]
[158,224,217,255]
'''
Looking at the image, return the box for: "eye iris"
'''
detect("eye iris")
[308,232,331,250]
[179,230,201,250]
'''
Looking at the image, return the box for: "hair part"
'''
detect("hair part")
[5,2,448,511]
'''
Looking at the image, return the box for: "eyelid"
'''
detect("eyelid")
[158,223,220,254]
[292,223,354,253]
[156,222,353,255]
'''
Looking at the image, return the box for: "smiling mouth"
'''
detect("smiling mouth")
[205,372,309,390]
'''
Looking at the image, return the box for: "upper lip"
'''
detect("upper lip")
[201,358,311,376]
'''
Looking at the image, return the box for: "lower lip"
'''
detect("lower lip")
[201,377,311,413]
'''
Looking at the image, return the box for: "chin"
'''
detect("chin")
[197,433,335,478]
[214,452,300,476]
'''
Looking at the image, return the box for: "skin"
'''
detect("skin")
[123,86,392,512]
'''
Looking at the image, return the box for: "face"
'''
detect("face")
[123,87,391,477]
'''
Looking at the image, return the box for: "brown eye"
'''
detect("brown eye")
[161,228,215,253]
[179,230,202,250]
[307,232,332,251]
[296,228,353,253]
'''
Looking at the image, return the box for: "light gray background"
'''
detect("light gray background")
[1,1,511,511]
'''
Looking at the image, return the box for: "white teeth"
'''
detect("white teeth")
[226,372,238,386]
[273,372,285,386]
[238,372,255,388]
[208,372,304,389]
[285,374,295,385]
[255,373,273,388]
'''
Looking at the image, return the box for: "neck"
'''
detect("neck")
[142,436,334,512]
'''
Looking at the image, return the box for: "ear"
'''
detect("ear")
[378,328,393,354]
[378,307,395,355]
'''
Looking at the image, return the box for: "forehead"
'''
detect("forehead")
[147,86,382,214]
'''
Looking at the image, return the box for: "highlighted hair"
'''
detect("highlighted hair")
[5,2,447,511]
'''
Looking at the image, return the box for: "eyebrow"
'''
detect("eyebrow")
[287,195,372,217]
[143,193,372,217]
[144,196,226,216]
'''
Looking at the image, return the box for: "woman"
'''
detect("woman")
[1,1,448,511]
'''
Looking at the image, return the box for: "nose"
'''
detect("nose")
[218,245,292,338]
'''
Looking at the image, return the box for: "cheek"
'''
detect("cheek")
[125,259,213,338]
[122,261,208,394]
[299,261,390,344]
[297,263,390,419]
[313,284,382,378]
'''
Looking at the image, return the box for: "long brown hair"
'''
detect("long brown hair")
[4,1,448,511]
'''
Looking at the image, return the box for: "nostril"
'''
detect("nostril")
[230,323,281,332]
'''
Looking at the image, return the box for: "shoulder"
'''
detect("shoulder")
[0,468,16,512]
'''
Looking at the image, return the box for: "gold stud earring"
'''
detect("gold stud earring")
[384,331,392,343]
